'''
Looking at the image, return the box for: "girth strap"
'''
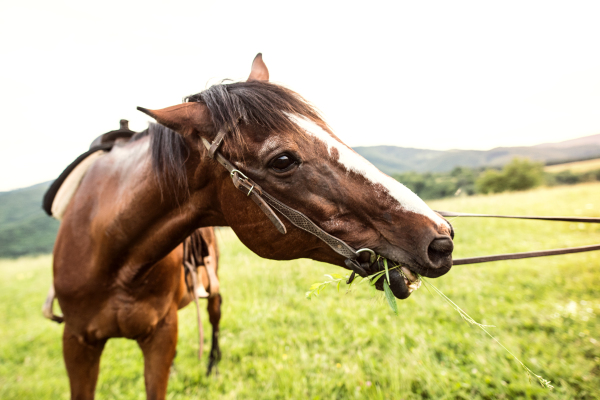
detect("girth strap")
[201,137,358,259]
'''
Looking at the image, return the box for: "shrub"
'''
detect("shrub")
[476,158,543,194]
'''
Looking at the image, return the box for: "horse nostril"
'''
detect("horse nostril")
[427,237,454,267]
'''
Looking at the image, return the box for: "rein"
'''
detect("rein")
[437,211,600,265]
[202,130,600,268]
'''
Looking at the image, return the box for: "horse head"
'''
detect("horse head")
[138,54,454,299]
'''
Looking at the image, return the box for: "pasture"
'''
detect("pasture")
[1,183,599,399]
[545,158,600,174]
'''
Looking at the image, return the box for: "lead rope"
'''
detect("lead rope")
[437,211,600,265]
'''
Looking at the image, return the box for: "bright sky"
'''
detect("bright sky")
[2,0,600,191]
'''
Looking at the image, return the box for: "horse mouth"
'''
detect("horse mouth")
[371,260,422,300]
[400,265,422,294]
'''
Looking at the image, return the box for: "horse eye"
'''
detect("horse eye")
[270,154,297,172]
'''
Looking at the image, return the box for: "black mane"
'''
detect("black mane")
[148,123,189,199]
[148,81,325,199]
[185,80,326,149]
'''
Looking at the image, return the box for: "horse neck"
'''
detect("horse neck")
[91,136,225,271]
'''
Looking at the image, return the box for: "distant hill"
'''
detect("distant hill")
[354,133,600,175]
[2,132,600,258]
[0,182,59,258]
[535,133,600,149]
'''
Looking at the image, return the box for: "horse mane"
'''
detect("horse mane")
[147,123,189,199]
[145,81,326,199]
[185,81,326,154]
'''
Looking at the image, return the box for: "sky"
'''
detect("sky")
[1,0,600,191]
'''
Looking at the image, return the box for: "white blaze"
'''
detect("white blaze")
[289,114,445,226]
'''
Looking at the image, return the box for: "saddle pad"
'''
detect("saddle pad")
[43,143,113,220]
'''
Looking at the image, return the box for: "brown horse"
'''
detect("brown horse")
[53,54,454,400]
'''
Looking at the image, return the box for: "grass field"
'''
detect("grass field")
[1,183,600,399]
[545,158,600,173]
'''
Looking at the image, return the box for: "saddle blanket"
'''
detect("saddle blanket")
[43,146,110,220]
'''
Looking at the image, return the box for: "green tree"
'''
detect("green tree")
[476,158,543,194]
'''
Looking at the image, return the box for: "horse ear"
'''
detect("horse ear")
[247,53,269,82]
[137,103,210,134]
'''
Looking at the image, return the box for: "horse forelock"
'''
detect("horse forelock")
[185,81,324,156]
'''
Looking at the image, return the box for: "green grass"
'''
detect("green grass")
[1,183,600,399]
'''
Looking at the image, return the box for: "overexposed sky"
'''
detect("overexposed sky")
[2,0,600,191]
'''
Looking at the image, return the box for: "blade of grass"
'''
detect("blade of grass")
[383,279,398,315]
[420,277,553,390]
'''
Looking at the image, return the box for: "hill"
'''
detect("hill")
[2,132,600,258]
[0,182,59,258]
[354,133,600,175]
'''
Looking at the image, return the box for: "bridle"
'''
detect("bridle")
[202,134,367,262]
[202,129,600,271]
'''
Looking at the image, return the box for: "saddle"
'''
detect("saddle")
[42,120,136,219]
[41,119,219,299]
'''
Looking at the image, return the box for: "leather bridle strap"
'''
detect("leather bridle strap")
[208,129,228,159]
[437,210,600,265]
[201,137,287,234]
[260,191,358,259]
[452,244,600,265]
[201,133,600,266]
[201,137,359,259]
[437,211,600,223]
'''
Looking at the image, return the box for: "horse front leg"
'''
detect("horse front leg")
[137,306,178,400]
[63,324,106,400]
[206,293,222,376]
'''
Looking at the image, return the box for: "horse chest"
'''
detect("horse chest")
[85,293,171,340]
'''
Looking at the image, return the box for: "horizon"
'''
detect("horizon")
[2,1,600,191]
[4,131,600,193]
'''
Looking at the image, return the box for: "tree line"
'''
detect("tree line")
[392,158,600,200]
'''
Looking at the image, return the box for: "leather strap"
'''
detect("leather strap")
[202,138,287,234]
[438,210,600,265]
[201,137,600,266]
[201,137,358,258]
[208,129,227,159]
[452,244,600,265]
[437,211,600,223]
[260,191,358,259]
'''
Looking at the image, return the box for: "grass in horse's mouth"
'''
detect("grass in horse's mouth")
[399,265,421,293]
[306,258,554,391]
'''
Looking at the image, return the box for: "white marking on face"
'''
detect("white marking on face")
[288,114,446,226]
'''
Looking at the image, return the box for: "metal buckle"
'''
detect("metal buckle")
[230,169,254,196]
[356,248,377,264]
[230,169,249,179]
